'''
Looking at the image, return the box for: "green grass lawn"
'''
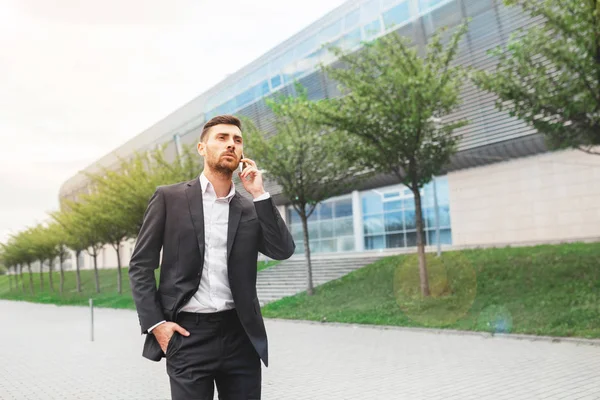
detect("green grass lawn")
[0,260,281,309]
[0,267,141,309]
[1,243,599,338]
[261,243,600,339]
[257,260,281,272]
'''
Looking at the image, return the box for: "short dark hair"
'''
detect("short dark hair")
[200,115,242,142]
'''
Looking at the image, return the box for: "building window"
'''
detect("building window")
[287,196,355,254]
[361,177,452,250]
[419,0,447,12]
[270,75,282,89]
[363,19,382,40]
[344,8,360,30]
[382,1,410,29]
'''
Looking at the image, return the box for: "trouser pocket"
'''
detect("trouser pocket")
[166,332,180,358]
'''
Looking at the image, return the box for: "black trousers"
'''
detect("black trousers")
[165,309,261,400]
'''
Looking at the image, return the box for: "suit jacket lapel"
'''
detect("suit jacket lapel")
[227,193,242,261]
[185,177,205,255]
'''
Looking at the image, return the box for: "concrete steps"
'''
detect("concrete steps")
[256,253,385,305]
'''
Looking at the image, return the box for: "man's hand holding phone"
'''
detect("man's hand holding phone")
[238,155,266,199]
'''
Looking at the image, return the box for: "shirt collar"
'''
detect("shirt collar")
[200,173,236,202]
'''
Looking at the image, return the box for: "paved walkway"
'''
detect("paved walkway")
[0,300,599,399]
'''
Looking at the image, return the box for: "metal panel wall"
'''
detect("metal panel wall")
[226,0,548,202]
[237,0,543,156]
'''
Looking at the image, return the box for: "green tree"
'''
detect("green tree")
[244,85,364,295]
[6,231,36,294]
[83,192,129,294]
[315,24,470,296]
[18,226,48,292]
[51,209,89,293]
[473,0,600,155]
[86,144,201,241]
[47,222,71,294]
[29,225,60,293]
[0,248,11,291]
[83,144,201,293]
[60,199,104,293]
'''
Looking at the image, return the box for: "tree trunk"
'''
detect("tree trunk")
[93,252,100,293]
[75,251,82,293]
[19,264,25,293]
[115,244,122,294]
[59,256,65,294]
[27,263,34,295]
[412,182,430,297]
[8,267,13,291]
[48,259,55,292]
[300,206,314,296]
[39,261,44,291]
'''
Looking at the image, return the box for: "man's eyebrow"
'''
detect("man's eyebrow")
[215,132,242,138]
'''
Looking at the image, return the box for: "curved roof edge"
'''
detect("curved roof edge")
[58,0,363,198]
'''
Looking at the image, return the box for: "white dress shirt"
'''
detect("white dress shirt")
[148,174,270,332]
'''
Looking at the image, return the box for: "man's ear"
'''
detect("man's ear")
[197,141,206,157]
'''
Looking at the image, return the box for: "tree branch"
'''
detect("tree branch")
[577,144,600,155]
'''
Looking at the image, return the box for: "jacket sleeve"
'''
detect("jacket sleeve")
[129,188,166,334]
[254,197,295,260]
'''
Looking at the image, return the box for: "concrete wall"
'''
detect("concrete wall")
[448,148,600,246]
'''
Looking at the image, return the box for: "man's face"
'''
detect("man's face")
[198,123,243,175]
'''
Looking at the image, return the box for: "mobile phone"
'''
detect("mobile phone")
[239,153,248,173]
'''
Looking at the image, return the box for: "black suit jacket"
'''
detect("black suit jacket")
[128,177,295,367]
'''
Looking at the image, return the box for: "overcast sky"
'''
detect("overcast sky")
[0,0,347,243]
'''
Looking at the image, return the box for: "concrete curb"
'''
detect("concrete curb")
[264,317,600,347]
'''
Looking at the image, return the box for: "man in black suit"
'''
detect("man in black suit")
[129,114,295,400]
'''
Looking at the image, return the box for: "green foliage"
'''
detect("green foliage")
[312,22,470,296]
[47,222,70,263]
[4,229,38,268]
[28,224,61,265]
[473,0,600,155]
[316,23,470,188]
[83,143,201,239]
[257,259,281,272]
[244,84,364,218]
[57,199,104,258]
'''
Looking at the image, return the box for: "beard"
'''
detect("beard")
[207,151,239,177]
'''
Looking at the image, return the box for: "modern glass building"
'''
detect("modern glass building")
[288,177,452,254]
[60,0,600,266]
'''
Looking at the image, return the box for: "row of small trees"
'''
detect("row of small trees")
[1,0,598,298]
[0,145,200,295]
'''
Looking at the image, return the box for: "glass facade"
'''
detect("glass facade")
[287,196,355,254]
[361,177,452,250]
[287,176,452,254]
[203,0,455,120]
